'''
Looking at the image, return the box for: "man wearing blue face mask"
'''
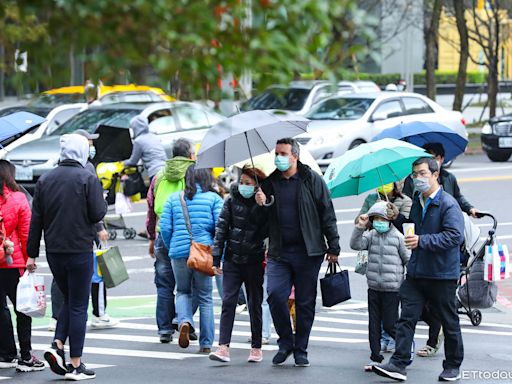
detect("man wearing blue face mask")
[255,137,340,368]
[373,157,465,382]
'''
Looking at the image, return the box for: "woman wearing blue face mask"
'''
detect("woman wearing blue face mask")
[350,201,410,372]
[209,166,268,364]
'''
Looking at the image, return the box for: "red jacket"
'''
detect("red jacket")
[0,186,31,269]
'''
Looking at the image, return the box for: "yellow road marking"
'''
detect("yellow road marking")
[458,175,512,183]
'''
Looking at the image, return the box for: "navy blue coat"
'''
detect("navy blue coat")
[394,187,464,280]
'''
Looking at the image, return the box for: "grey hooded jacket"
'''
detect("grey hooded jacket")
[124,115,167,178]
[350,226,410,292]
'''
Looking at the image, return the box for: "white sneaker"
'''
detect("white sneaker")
[48,318,57,332]
[91,314,119,329]
[236,304,247,314]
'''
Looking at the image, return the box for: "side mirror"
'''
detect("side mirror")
[371,112,388,122]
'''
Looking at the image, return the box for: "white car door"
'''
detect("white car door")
[368,99,406,139]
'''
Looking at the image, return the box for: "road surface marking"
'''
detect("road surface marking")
[459,175,512,183]
[451,165,512,174]
[30,344,203,360]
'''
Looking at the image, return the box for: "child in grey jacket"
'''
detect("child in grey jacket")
[350,201,410,372]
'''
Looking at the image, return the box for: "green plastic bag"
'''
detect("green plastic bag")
[96,246,129,288]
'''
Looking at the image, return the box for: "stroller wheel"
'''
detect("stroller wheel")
[129,228,137,239]
[123,229,132,240]
[108,230,117,241]
[470,309,482,326]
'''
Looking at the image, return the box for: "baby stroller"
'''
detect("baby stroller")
[97,161,141,241]
[456,212,498,326]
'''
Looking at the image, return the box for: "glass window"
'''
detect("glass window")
[373,100,403,119]
[241,87,310,111]
[174,107,209,130]
[311,87,332,105]
[51,109,140,135]
[306,97,374,120]
[46,108,83,135]
[402,97,434,115]
[149,115,177,135]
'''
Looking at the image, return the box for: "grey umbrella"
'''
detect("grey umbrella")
[196,109,310,206]
[196,110,310,169]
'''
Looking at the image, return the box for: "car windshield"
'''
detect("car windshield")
[28,93,85,107]
[242,87,310,111]
[306,97,375,120]
[51,109,140,136]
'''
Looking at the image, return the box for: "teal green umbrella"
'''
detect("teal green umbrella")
[324,138,432,198]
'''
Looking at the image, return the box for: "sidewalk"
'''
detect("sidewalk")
[496,278,512,312]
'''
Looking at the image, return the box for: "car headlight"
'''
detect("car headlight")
[481,123,492,134]
[311,136,324,146]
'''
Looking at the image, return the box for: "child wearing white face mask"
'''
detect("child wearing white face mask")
[350,201,410,372]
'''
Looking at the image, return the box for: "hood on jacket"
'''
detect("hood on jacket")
[59,134,89,167]
[367,201,390,221]
[163,157,195,181]
[130,115,149,138]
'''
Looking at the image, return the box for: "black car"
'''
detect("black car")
[481,114,512,162]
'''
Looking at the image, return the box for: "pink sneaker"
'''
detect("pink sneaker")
[209,345,230,363]
[248,348,263,363]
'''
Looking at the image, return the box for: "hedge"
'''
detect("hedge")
[300,70,488,86]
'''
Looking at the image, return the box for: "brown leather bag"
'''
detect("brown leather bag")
[179,191,214,276]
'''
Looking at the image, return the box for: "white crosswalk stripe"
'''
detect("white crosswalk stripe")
[3,301,511,380]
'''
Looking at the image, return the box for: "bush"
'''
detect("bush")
[299,70,488,87]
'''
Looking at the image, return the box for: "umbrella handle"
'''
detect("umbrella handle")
[263,195,275,207]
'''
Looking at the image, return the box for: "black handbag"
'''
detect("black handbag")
[320,262,351,307]
[122,173,145,197]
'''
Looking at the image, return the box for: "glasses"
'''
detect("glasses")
[411,171,432,179]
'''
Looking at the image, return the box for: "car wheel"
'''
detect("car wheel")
[348,139,365,150]
[486,151,512,162]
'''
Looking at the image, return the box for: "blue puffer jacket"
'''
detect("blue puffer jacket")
[160,185,223,259]
[394,187,464,280]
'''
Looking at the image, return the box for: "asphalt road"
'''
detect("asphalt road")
[5,154,512,383]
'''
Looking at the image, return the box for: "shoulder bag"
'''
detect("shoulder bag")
[180,191,214,276]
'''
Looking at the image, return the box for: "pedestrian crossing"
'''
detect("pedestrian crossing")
[3,300,512,380]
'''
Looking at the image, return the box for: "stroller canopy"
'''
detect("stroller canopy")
[94,124,133,164]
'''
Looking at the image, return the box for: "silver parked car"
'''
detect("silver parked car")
[296,92,468,170]
[7,101,224,190]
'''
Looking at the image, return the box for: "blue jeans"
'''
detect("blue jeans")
[154,235,176,336]
[171,257,214,348]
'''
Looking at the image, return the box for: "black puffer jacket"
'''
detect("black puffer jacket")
[212,185,266,267]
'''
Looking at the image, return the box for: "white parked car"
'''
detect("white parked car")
[0,103,87,159]
[241,80,358,115]
[296,92,467,170]
[337,81,381,94]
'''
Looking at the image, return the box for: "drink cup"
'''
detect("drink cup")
[403,223,415,236]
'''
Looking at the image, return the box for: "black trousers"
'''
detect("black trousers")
[390,277,464,370]
[368,288,399,363]
[48,252,93,358]
[0,269,32,360]
[91,282,107,318]
[266,251,323,356]
[422,302,442,348]
[219,261,264,348]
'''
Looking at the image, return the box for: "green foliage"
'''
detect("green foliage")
[4,0,377,100]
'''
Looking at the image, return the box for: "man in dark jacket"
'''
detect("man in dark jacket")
[255,138,340,367]
[373,157,465,382]
[402,142,478,217]
[26,133,107,380]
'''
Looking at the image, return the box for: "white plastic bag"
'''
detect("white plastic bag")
[16,271,46,318]
[115,192,132,215]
